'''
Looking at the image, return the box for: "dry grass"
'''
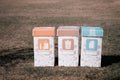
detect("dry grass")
[0,0,120,80]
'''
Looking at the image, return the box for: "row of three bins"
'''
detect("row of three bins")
[32,26,103,67]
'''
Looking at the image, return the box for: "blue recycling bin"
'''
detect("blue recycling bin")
[80,26,103,67]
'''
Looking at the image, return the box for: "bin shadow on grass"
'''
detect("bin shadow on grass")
[55,57,58,66]
[0,48,33,67]
[0,48,120,67]
[101,55,120,67]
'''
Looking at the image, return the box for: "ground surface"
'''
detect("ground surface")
[0,0,120,80]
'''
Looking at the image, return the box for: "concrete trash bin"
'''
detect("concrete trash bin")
[32,27,55,67]
[57,26,80,67]
[80,26,103,67]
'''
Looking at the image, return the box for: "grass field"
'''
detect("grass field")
[0,0,120,80]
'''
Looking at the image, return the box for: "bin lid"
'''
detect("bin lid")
[81,26,103,37]
[57,26,80,36]
[32,27,55,36]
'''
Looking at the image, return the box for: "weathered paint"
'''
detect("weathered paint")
[32,27,55,67]
[80,26,103,67]
[57,26,80,67]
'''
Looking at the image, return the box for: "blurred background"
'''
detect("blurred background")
[0,0,120,80]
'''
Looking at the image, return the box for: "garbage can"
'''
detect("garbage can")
[32,27,55,67]
[57,26,80,67]
[80,26,103,67]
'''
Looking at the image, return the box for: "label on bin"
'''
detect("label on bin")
[86,39,98,51]
[62,39,74,50]
[38,39,50,50]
